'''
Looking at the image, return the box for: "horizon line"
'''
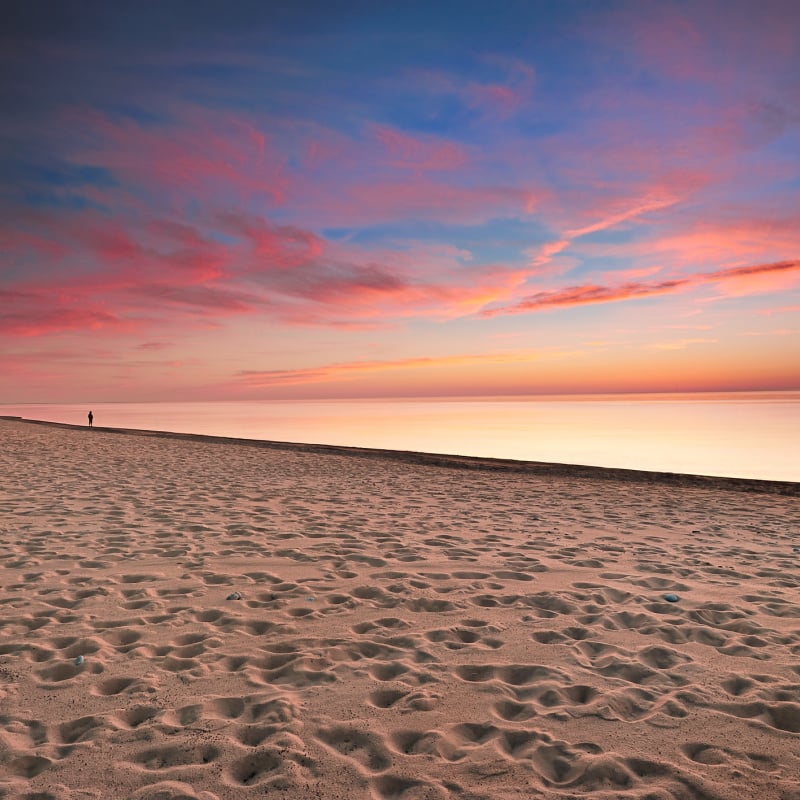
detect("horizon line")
[2,387,799,405]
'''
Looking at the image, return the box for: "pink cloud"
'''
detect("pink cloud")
[0,227,69,259]
[261,263,530,328]
[4,209,231,291]
[646,337,718,351]
[707,260,800,281]
[0,305,129,337]
[759,304,800,316]
[705,259,800,297]
[527,239,570,270]
[406,57,535,121]
[565,194,681,238]
[66,107,288,207]
[294,178,540,227]
[55,103,545,230]
[372,125,468,171]
[522,187,693,277]
[217,212,325,269]
[483,259,800,317]
[591,1,799,91]
[0,200,537,338]
[624,9,712,83]
[524,68,796,244]
[578,215,800,273]
[5,175,795,341]
[72,221,144,263]
[128,283,260,313]
[744,328,799,337]
[234,349,542,389]
[484,278,691,316]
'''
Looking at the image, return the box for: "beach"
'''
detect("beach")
[1,418,798,800]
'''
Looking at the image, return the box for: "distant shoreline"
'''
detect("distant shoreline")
[3,415,797,496]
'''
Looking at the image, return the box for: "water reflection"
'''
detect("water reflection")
[2,392,797,481]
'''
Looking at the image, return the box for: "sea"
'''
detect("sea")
[1,392,798,482]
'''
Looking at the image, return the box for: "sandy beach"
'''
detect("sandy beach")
[1,418,798,800]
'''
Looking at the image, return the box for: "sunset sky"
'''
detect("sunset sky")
[2,0,798,402]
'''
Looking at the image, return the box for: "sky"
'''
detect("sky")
[1,0,798,402]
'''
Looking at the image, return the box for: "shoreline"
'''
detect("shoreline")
[4,415,797,496]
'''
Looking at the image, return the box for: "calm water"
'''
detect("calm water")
[1,393,797,482]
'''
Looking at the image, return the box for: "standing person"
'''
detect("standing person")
[88,410,93,427]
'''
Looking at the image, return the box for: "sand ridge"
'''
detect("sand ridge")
[0,419,798,799]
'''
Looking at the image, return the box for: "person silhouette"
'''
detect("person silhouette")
[88,410,93,427]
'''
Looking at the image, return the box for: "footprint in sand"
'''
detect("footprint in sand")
[314,724,392,771]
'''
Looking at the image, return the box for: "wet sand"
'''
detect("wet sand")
[1,418,798,800]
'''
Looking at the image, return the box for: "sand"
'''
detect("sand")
[0,418,798,800]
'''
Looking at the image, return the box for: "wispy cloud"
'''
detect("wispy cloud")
[483,260,800,317]
[0,305,129,337]
[564,194,680,239]
[646,338,718,351]
[235,349,543,388]
[372,125,468,171]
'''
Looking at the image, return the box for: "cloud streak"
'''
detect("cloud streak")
[235,350,543,388]
[483,260,800,317]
